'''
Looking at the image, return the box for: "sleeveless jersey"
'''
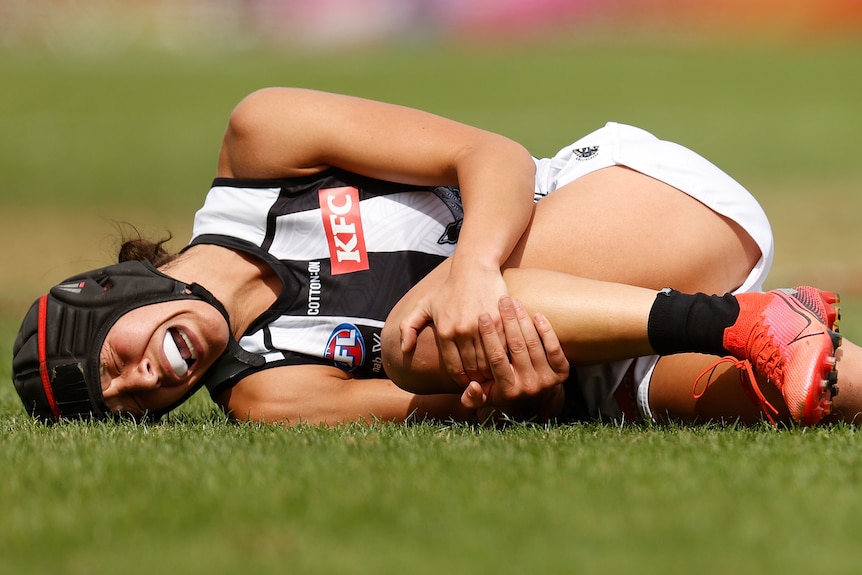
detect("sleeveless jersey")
[190,168,463,396]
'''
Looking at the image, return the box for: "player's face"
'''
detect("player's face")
[99,299,229,418]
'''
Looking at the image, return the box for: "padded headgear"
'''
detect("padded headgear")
[11,260,258,422]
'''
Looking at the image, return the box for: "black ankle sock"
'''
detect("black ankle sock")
[647,289,741,356]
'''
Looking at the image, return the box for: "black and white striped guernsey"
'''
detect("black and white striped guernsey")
[189,168,463,396]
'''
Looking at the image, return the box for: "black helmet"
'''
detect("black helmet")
[11,259,259,422]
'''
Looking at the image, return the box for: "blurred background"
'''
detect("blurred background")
[3,0,862,52]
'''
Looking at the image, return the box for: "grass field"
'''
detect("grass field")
[3,37,862,574]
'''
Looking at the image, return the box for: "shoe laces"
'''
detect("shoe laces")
[742,318,787,385]
[695,314,786,424]
[693,354,780,426]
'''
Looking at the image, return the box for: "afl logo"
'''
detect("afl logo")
[325,323,366,371]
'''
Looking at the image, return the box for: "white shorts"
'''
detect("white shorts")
[532,122,774,422]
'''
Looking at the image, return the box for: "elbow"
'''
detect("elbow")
[219,87,300,178]
[225,87,282,143]
[454,132,535,181]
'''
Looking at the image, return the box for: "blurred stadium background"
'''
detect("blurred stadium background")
[2,0,862,53]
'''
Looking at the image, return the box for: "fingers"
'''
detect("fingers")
[462,296,570,422]
[399,306,431,353]
[498,296,544,397]
[502,297,568,380]
[477,311,512,385]
[471,338,493,383]
[439,336,469,386]
[467,316,495,383]
[475,306,521,407]
[500,296,532,365]
[440,322,493,386]
[490,296,570,402]
[400,299,494,386]
[533,312,570,380]
[461,380,490,409]
[464,380,499,425]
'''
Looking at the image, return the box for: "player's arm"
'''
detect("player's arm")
[216,87,537,385]
[215,86,533,190]
[216,87,533,304]
[214,363,476,426]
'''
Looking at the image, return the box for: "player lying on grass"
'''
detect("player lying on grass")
[10,87,850,427]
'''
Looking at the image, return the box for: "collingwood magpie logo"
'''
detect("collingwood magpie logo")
[433,186,463,245]
[573,145,599,161]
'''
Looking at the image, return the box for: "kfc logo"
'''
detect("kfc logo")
[319,186,369,274]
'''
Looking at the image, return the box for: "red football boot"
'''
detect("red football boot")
[721,289,841,425]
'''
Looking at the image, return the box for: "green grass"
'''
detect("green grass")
[4,412,862,575]
[3,38,862,574]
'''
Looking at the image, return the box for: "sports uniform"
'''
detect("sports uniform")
[192,122,774,422]
[191,170,463,394]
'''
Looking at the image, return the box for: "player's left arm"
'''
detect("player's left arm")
[215,363,476,426]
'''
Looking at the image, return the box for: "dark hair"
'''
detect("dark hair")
[116,225,180,268]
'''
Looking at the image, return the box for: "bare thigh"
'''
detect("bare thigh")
[507,166,761,294]
[519,167,769,423]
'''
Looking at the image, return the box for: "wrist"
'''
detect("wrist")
[448,253,501,276]
[450,227,512,271]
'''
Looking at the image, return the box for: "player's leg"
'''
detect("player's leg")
[383,265,658,394]
[824,340,862,425]
[385,165,839,424]
[648,354,788,425]
[383,165,762,390]
[385,264,840,425]
[649,338,862,427]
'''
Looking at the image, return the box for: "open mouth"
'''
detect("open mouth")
[162,327,198,377]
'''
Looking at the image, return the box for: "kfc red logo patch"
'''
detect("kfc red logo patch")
[319,186,369,275]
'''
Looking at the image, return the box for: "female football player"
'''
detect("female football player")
[12,87,849,427]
